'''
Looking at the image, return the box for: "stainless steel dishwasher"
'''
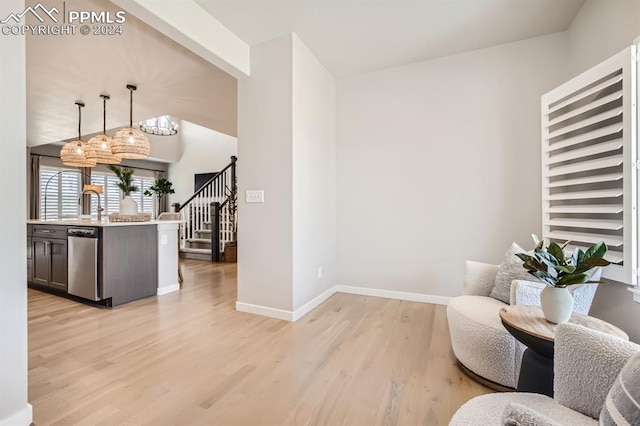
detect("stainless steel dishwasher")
[67,227,100,301]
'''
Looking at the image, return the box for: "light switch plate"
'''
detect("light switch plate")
[246,190,264,203]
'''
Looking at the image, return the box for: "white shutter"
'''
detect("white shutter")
[541,46,638,284]
[140,177,155,218]
[91,172,124,215]
[39,166,81,219]
[60,172,80,217]
[91,171,156,217]
[40,167,59,220]
[106,175,122,214]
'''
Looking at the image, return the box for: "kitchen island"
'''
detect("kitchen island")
[27,219,182,306]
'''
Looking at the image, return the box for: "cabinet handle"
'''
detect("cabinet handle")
[44,241,50,256]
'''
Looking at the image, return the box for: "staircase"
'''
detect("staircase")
[180,221,213,260]
[174,156,237,262]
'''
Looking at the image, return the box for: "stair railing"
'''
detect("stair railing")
[210,195,235,262]
[172,156,237,256]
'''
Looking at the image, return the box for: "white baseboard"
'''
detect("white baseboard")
[236,301,293,321]
[236,287,337,322]
[157,283,180,296]
[292,286,337,321]
[1,403,32,426]
[236,285,451,322]
[335,285,451,305]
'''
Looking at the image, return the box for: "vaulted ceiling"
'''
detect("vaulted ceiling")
[26,0,237,148]
[195,0,585,77]
[26,0,586,148]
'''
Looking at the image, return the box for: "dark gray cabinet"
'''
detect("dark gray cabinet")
[30,225,68,292]
[32,238,50,286]
[27,222,160,306]
[27,225,33,282]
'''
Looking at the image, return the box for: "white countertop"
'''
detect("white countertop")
[28,219,183,227]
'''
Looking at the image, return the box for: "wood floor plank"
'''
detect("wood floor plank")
[28,259,491,425]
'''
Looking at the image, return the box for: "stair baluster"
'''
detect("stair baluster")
[175,156,237,262]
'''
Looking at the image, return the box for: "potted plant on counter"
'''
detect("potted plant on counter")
[107,165,139,215]
[144,178,175,217]
[516,235,610,323]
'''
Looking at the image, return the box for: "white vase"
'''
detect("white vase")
[540,286,574,324]
[120,195,138,215]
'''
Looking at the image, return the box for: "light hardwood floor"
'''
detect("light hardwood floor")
[28,260,491,425]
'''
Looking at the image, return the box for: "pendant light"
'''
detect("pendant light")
[87,94,122,164]
[111,84,151,159]
[60,102,97,167]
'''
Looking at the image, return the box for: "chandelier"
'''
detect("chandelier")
[139,115,178,136]
[111,84,151,159]
[60,102,97,168]
[87,94,122,165]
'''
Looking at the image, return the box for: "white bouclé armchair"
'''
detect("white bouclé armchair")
[449,323,639,426]
[446,260,599,390]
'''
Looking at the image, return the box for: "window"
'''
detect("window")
[133,176,156,217]
[91,171,156,218]
[90,171,124,216]
[39,166,157,220]
[541,46,637,285]
[40,166,81,220]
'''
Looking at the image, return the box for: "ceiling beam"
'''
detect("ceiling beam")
[111,0,250,79]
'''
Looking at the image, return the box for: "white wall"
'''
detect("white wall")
[292,35,337,310]
[567,0,640,76]
[237,35,294,312]
[237,34,337,316]
[0,0,32,423]
[148,131,181,163]
[336,33,569,297]
[566,0,640,343]
[167,120,238,206]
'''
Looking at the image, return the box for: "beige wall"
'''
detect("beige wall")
[292,35,337,310]
[567,0,640,76]
[336,33,569,297]
[237,34,337,315]
[167,121,238,207]
[237,35,295,312]
[566,0,640,343]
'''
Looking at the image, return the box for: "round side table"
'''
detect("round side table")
[499,305,628,397]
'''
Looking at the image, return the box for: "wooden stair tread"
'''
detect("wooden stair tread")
[186,238,212,244]
[180,247,212,254]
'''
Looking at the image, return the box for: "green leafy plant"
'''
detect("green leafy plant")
[144,178,175,215]
[516,234,610,287]
[144,178,175,201]
[107,165,138,196]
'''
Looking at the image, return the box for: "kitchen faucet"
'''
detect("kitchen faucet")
[79,190,104,221]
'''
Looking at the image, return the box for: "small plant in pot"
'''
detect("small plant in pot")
[144,178,175,217]
[107,165,139,215]
[516,235,610,324]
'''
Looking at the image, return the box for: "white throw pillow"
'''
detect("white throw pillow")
[502,403,561,426]
[599,351,640,426]
[489,242,533,304]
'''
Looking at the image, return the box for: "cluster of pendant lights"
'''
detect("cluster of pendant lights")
[60,85,151,167]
